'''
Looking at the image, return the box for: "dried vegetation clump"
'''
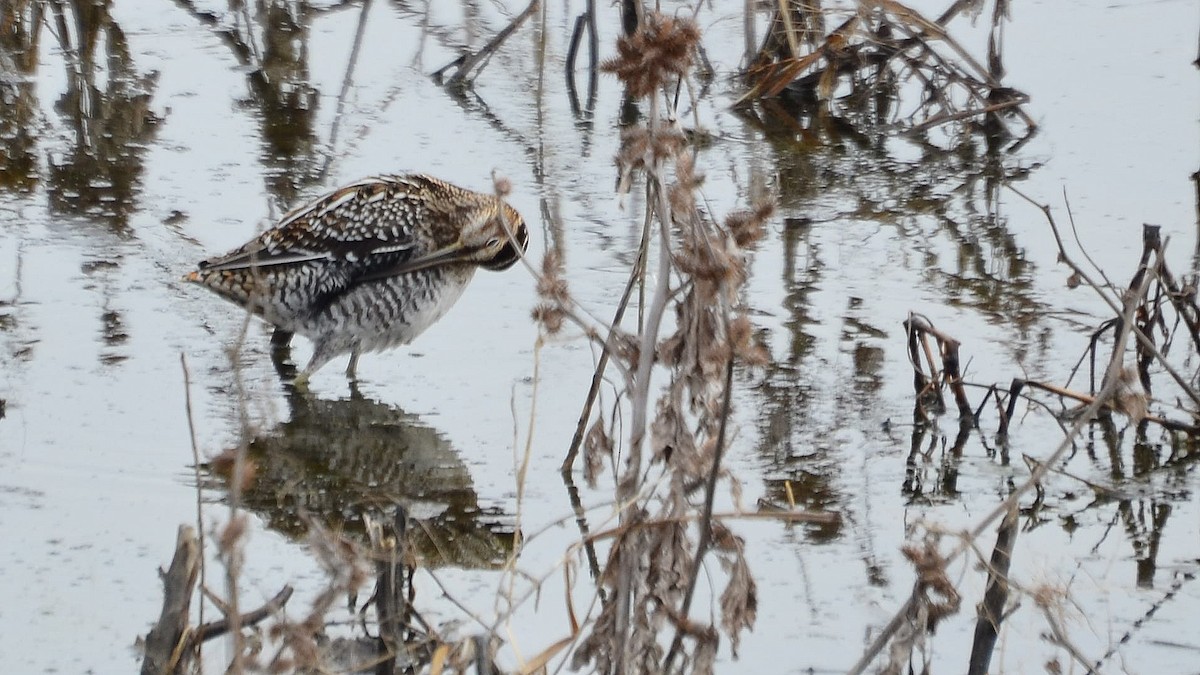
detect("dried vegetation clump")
[905,223,1200,438]
[602,13,701,99]
[142,503,501,674]
[546,10,776,675]
[531,249,569,335]
[741,0,1035,147]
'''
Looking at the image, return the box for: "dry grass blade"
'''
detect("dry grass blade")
[519,636,574,674]
[430,644,450,675]
[738,49,824,103]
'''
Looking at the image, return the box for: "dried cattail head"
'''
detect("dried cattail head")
[649,127,688,165]
[617,127,651,168]
[615,126,689,194]
[657,332,684,367]
[675,229,743,286]
[603,331,640,371]
[729,314,770,366]
[725,200,775,250]
[1031,582,1067,610]
[531,303,565,334]
[718,543,757,657]
[532,250,570,334]
[583,417,613,487]
[667,152,703,219]
[1113,365,1148,425]
[492,173,513,197]
[900,535,961,628]
[536,250,570,305]
[602,13,701,99]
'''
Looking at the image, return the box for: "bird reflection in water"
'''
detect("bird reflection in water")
[204,380,515,570]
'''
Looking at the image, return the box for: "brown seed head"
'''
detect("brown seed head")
[536,250,570,304]
[531,303,566,334]
[492,174,512,197]
[602,13,701,98]
[725,200,775,250]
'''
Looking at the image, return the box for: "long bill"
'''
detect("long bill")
[353,242,475,283]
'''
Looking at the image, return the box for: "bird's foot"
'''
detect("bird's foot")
[288,370,312,395]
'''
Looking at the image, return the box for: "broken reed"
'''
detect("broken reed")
[906,223,1200,437]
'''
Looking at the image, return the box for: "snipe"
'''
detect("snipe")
[185,174,528,381]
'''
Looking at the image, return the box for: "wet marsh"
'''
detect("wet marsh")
[1,1,1199,673]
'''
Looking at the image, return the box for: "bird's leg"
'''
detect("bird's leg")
[270,327,294,350]
[345,348,361,380]
[270,328,298,382]
[296,338,340,386]
[270,328,295,373]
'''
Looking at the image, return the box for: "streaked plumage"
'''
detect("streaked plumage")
[185,174,528,380]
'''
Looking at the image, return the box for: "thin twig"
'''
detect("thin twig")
[179,354,206,659]
[561,214,650,473]
[189,585,294,645]
[1011,186,1200,410]
[318,0,373,180]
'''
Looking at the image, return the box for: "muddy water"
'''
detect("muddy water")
[1,1,1198,672]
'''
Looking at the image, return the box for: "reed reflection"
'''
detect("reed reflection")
[753,107,1037,312]
[174,0,326,203]
[744,93,1043,531]
[1,1,159,216]
[47,1,159,230]
[0,3,40,193]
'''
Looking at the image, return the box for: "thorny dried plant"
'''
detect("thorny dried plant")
[900,533,962,631]
[531,10,775,675]
[531,249,570,335]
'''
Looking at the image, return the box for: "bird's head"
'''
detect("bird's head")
[474,202,528,271]
[383,192,529,276]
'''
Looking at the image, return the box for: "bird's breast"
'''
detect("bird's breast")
[298,265,477,353]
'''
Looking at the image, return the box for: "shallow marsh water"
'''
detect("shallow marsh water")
[1,1,1198,672]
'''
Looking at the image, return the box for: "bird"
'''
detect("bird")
[185,174,528,382]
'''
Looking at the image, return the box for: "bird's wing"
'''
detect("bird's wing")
[196,176,438,273]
